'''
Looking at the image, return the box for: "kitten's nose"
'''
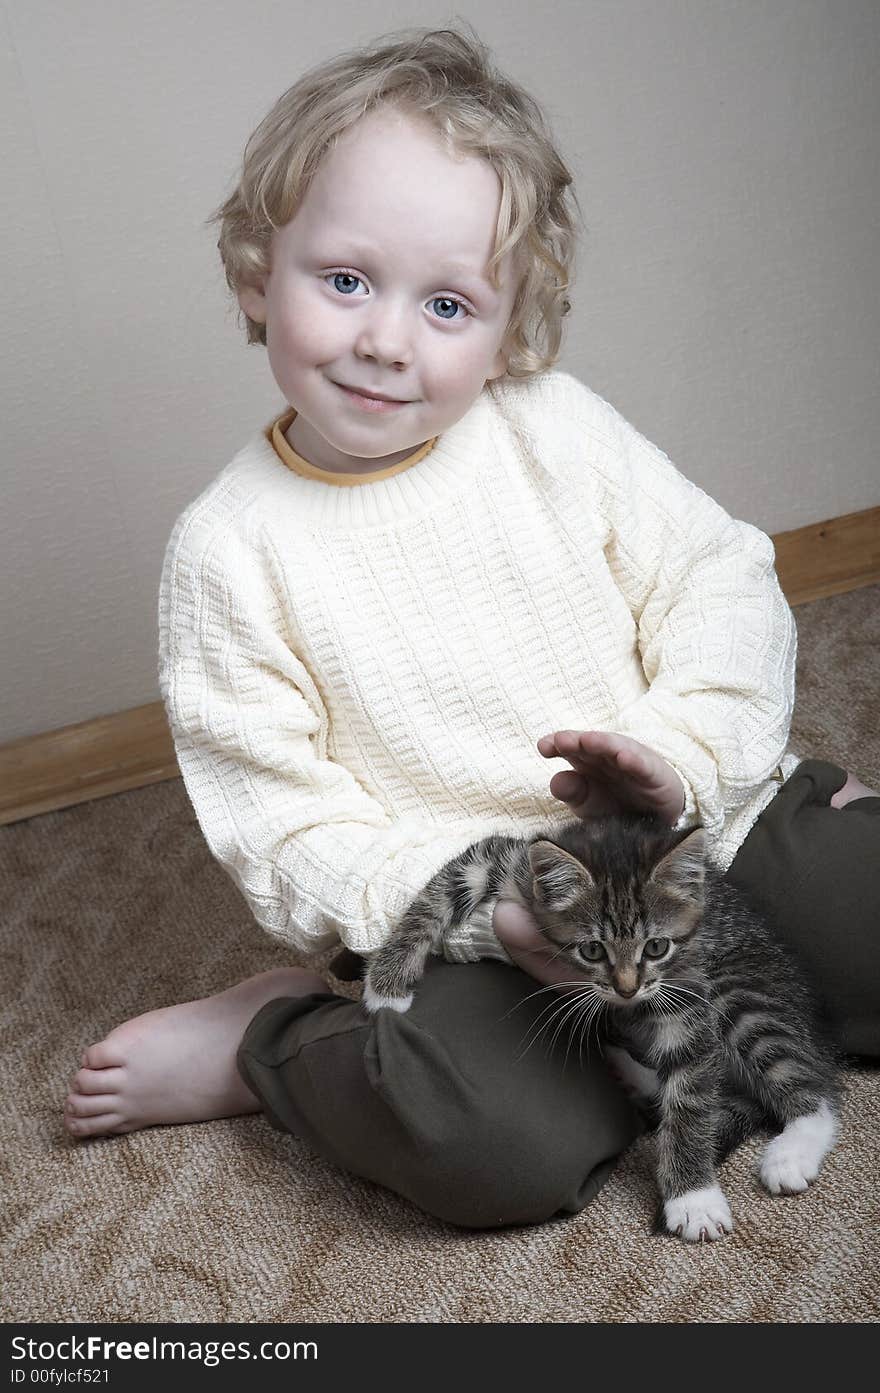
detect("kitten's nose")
[615,983,638,999]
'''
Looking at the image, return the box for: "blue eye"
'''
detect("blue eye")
[431,297,467,321]
[330,272,364,295]
[326,272,468,321]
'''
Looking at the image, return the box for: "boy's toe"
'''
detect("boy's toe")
[65,1111,124,1137]
[67,1091,119,1118]
[72,1065,124,1094]
[82,1039,124,1070]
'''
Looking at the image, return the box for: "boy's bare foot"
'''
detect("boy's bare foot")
[64,967,331,1139]
[830,771,879,808]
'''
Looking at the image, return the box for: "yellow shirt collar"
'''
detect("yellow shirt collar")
[267,406,437,487]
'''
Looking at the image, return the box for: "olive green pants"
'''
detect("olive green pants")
[237,760,879,1228]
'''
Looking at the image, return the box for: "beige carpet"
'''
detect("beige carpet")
[2,585,878,1324]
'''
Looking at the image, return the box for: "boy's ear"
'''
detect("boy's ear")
[237,280,267,324]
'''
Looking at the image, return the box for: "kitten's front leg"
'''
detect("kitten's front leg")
[654,1042,733,1243]
[663,1182,732,1243]
[363,900,438,1013]
[363,835,520,1013]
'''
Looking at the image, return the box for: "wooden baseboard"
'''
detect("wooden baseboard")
[1,505,878,828]
[771,505,880,606]
[0,703,180,827]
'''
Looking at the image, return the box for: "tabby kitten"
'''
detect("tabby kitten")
[363,813,839,1243]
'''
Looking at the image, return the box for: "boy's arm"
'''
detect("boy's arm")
[158,511,505,962]
[559,375,796,838]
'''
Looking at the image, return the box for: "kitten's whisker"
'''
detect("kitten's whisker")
[657,985,696,1022]
[561,991,603,1060]
[563,998,594,1070]
[554,997,587,1058]
[513,990,587,1055]
[558,990,605,1069]
[500,980,601,1020]
[545,944,579,967]
[514,943,571,965]
[575,997,606,1069]
[516,997,579,1061]
[647,986,675,1020]
[652,982,687,1014]
[663,980,733,1025]
[514,989,581,1058]
[548,989,597,1058]
[516,986,600,1063]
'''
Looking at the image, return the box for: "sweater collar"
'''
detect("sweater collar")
[250,389,494,530]
[268,406,438,486]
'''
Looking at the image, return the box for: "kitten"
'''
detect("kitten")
[363,813,840,1242]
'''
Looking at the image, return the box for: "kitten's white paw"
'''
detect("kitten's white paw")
[759,1104,837,1195]
[362,982,413,1015]
[664,1185,733,1242]
[760,1151,811,1194]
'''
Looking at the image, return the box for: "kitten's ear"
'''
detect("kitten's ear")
[528,841,594,913]
[649,827,707,898]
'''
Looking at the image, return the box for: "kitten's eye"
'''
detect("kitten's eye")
[643,937,670,959]
[579,942,605,962]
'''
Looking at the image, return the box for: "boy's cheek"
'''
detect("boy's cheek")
[268,306,338,369]
[428,348,496,399]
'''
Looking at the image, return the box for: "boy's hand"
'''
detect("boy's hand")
[493,898,590,992]
[537,729,685,826]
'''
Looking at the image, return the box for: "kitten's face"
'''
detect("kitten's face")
[527,822,706,1010]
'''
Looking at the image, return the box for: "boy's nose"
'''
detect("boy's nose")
[355,310,414,369]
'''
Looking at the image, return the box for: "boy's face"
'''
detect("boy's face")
[238,107,521,473]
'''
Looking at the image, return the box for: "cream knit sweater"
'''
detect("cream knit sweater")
[158,369,800,962]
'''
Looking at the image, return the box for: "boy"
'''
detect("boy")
[64,26,878,1233]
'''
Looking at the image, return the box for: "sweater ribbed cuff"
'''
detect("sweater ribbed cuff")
[613,706,715,832]
[438,897,515,965]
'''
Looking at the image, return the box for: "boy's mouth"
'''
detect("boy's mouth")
[334,382,411,411]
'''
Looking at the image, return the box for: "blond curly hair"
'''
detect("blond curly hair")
[206,22,582,378]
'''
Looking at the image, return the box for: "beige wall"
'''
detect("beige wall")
[2,0,878,743]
